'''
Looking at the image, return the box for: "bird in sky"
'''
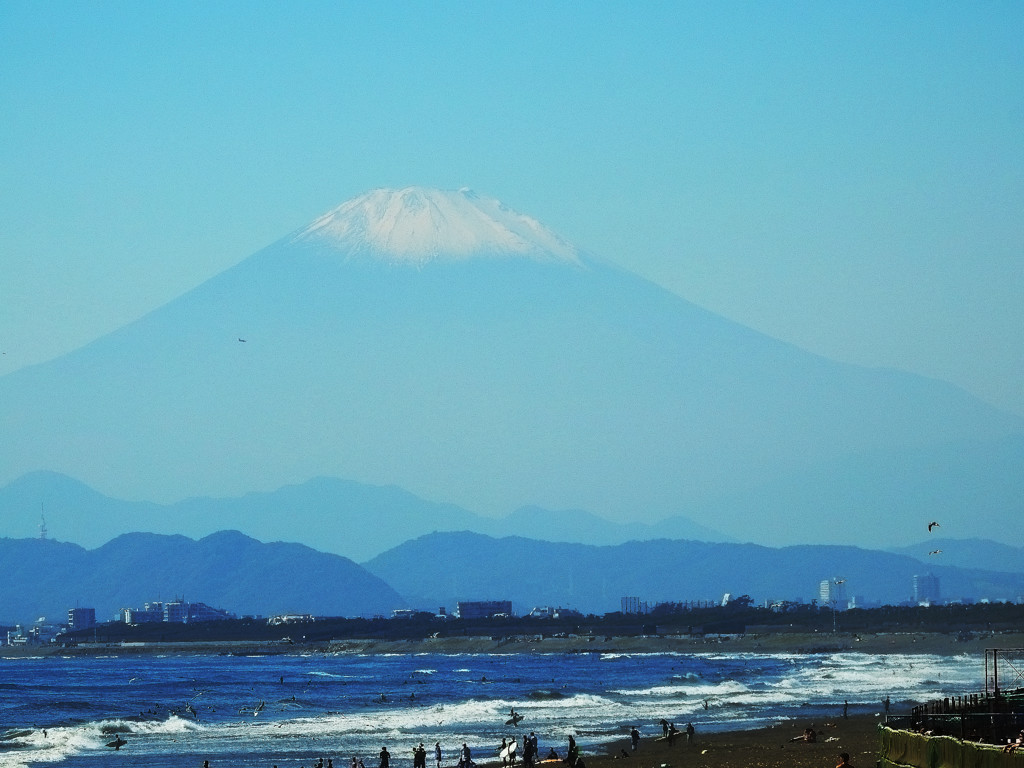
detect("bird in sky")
[928,521,940,531]
[237,337,247,342]
[929,549,942,555]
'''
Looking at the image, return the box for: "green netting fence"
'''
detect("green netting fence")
[880,727,1024,768]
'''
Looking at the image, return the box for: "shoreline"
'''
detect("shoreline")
[4,630,1023,659]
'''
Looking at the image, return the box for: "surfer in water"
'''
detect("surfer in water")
[107,734,127,750]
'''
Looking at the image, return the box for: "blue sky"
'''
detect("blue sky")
[1,2,1022,414]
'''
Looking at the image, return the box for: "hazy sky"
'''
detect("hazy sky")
[2,2,1022,415]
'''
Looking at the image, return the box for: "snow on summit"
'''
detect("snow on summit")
[292,187,582,265]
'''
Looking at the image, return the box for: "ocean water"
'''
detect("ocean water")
[0,650,983,768]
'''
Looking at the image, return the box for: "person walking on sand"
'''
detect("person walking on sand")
[564,736,577,768]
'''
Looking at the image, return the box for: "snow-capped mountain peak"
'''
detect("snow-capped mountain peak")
[291,187,582,266]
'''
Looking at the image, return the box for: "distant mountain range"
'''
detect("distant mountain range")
[0,471,730,560]
[1,187,1021,549]
[2,527,1020,624]
[0,530,402,623]
[364,532,1024,615]
[887,538,1023,574]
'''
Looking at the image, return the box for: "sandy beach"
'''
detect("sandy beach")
[583,714,883,768]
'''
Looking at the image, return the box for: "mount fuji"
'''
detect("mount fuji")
[1,187,1021,549]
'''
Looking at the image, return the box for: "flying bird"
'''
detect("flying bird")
[237,338,247,343]
[929,549,942,555]
[928,521,940,531]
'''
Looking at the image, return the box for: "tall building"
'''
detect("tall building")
[913,573,941,604]
[67,607,95,630]
[819,579,848,608]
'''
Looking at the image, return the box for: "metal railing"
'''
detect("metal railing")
[906,687,1024,744]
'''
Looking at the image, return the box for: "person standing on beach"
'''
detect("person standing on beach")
[884,696,891,714]
[630,727,640,751]
[843,700,849,718]
[523,735,535,768]
[435,743,442,768]
[660,719,668,737]
[380,747,391,768]
[565,736,577,768]
[685,723,694,745]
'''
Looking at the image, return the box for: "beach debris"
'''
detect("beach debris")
[929,549,942,555]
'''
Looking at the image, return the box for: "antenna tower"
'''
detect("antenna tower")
[39,504,48,540]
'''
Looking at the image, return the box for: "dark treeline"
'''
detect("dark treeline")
[57,601,1024,645]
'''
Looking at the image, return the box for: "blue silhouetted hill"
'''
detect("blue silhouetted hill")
[363,531,1024,615]
[0,530,403,623]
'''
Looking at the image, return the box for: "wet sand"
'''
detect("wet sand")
[582,714,883,768]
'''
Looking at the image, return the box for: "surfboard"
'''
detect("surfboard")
[504,715,524,726]
[106,736,127,750]
[500,741,517,761]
